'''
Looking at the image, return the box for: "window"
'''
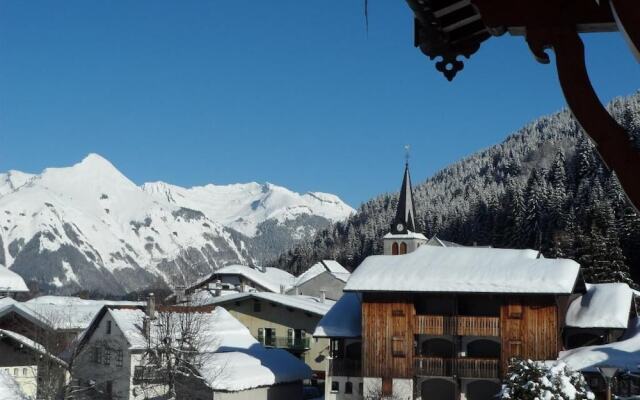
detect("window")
[106,320,112,335]
[345,382,353,394]
[116,350,123,367]
[104,347,111,366]
[13,368,18,376]
[94,346,103,364]
[253,301,261,312]
[359,382,364,394]
[508,303,523,319]
[400,242,408,254]
[509,340,522,358]
[392,242,399,255]
[392,336,406,357]
[331,381,340,393]
[22,368,27,376]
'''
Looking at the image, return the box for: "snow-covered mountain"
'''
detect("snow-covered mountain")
[0,154,353,295]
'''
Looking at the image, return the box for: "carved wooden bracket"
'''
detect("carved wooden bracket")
[527,27,640,212]
[471,0,640,212]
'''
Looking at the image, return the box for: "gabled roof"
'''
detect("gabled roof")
[0,297,53,331]
[0,266,28,293]
[425,236,462,248]
[313,293,362,338]
[204,292,334,316]
[194,265,295,294]
[108,308,148,350]
[559,318,640,372]
[345,246,581,294]
[0,329,67,367]
[565,283,634,329]
[294,260,350,287]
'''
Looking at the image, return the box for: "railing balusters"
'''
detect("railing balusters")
[414,357,499,379]
[414,315,500,336]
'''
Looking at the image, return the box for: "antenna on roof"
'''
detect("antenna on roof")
[404,144,411,166]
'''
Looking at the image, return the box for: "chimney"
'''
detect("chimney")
[147,293,156,320]
[320,290,326,304]
[280,284,285,294]
[175,286,185,304]
[214,280,222,297]
[142,317,151,339]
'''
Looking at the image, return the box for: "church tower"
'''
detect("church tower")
[383,162,427,255]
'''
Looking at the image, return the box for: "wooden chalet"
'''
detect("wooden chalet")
[315,164,589,400]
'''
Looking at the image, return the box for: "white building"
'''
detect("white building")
[0,265,29,298]
[72,303,311,400]
[287,260,350,301]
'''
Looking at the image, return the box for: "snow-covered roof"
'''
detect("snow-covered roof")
[0,266,28,293]
[91,306,311,390]
[313,293,362,338]
[425,236,462,248]
[25,296,144,331]
[0,370,29,400]
[344,246,581,294]
[382,230,428,240]
[208,265,295,293]
[294,260,350,287]
[205,292,334,316]
[197,307,311,391]
[0,297,53,331]
[0,329,67,366]
[108,308,148,350]
[565,283,634,329]
[559,318,640,372]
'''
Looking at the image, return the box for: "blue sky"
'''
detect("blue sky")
[0,1,638,207]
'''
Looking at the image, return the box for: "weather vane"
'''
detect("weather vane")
[404,144,411,165]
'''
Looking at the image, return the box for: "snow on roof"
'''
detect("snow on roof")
[382,230,428,240]
[0,369,29,400]
[108,308,147,350]
[294,260,350,287]
[313,293,362,338]
[205,292,334,316]
[0,266,28,292]
[0,329,67,366]
[559,318,640,372]
[425,236,463,248]
[565,283,634,329]
[25,296,144,331]
[0,297,53,330]
[344,246,581,294]
[103,306,310,390]
[210,265,295,293]
[197,307,311,391]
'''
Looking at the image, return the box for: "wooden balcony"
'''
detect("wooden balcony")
[414,315,500,337]
[414,357,500,379]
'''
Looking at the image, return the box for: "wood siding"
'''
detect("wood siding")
[362,300,414,378]
[500,297,559,375]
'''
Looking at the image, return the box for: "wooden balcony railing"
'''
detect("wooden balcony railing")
[414,357,500,379]
[414,315,500,337]
[329,358,362,377]
[260,336,310,350]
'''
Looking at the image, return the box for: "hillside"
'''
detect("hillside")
[0,155,353,295]
[270,92,640,286]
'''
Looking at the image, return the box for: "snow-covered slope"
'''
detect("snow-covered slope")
[0,154,352,295]
[141,181,353,237]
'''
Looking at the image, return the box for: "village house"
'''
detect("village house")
[203,291,334,378]
[71,298,310,400]
[0,265,29,299]
[0,328,67,399]
[313,164,608,400]
[286,260,350,301]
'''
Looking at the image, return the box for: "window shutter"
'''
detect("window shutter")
[258,328,264,344]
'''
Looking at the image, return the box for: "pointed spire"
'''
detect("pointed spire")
[391,161,417,234]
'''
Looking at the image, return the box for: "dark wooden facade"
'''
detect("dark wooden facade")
[360,293,566,380]
[362,298,414,379]
[499,297,560,375]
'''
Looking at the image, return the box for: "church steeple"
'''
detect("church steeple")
[391,162,417,234]
[382,157,427,256]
